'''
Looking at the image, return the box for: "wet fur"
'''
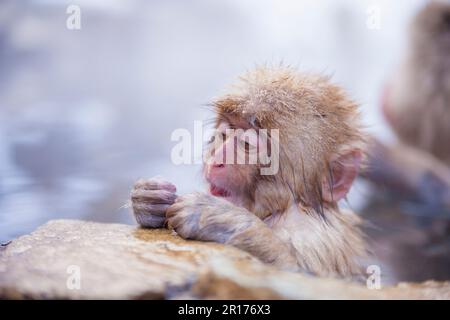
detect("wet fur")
[135,66,368,279]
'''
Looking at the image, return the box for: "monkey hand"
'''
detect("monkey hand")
[166,193,258,243]
[131,177,177,228]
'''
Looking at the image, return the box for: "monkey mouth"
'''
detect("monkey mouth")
[209,184,230,197]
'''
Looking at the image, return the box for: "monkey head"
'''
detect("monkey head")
[204,66,365,218]
[410,1,450,51]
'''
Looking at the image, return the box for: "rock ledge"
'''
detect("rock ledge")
[0,220,449,299]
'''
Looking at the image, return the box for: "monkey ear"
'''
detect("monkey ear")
[321,150,362,203]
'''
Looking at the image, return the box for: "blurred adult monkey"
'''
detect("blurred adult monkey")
[366,1,450,208]
[131,66,368,279]
[384,1,450,163]
[362,1,450,283]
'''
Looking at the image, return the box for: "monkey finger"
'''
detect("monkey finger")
[174,195,184,203]
[132,203,170,216]
[131,189,177,204]
[167,214,198,240]
[133,178,176,193]
[166,212,188,231]
[134,211,165,228]
[166,215,179,230]
[165,202,185,218]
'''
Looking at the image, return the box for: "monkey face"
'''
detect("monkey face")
[203,120,264,200]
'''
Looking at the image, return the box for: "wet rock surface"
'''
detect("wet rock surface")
[0,220,449,299]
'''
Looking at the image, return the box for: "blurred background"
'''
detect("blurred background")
[0,0,448,284]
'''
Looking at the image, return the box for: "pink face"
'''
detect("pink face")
[204,121,265,199]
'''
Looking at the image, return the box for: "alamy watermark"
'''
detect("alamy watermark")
[366,5,381,30]
[66,265,81,290]
[366,265,381,290]
[66,5,81,30]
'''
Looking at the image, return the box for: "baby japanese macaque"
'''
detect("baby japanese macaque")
[131,66,367,278]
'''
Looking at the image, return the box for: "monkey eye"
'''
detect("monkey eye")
[208,132,228,145]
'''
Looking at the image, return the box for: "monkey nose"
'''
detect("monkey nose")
[212,163,225,168]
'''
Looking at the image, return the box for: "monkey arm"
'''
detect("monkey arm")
[362,139,450,210]
[225,219,300,271]
[166,193,300,271]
